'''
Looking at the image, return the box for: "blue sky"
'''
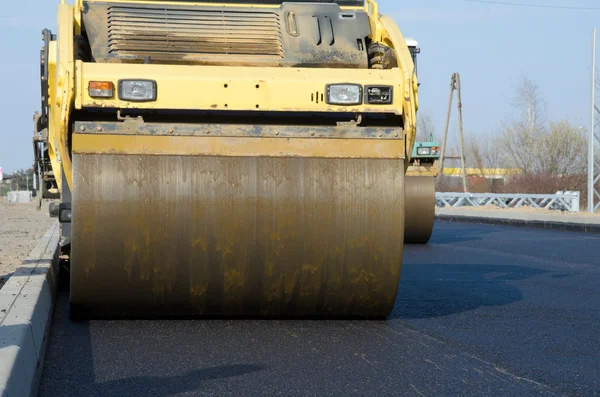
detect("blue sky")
[0,0,598,173]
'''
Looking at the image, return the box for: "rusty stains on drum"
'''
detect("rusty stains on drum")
[70,154,405,318]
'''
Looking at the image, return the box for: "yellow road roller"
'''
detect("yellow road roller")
[35,0,420,318]
[405,140,440,244]
[403,39,438,245]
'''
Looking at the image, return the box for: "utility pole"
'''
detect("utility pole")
[439,75,455,175]
[590,29,598,213]
[439,73,469,193]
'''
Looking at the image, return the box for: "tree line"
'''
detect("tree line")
[1,168,35,194]
[418,76,598,207]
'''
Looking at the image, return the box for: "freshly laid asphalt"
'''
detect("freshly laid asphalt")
[39,222,600,396]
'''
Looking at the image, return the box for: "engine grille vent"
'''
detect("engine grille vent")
[107,6,284,61]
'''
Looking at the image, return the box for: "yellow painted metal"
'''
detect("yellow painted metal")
[47,0,419,192]
[47,42,57,109]
[77,63,403,114]
[365,0,383,42]
[443,168,523,177]
[74,0,83,35]
[407,160,440,178]
[406,169,438,177]
[52,4,76,191]
[46,41,62,192]
[378,15,418,165]
[73,134,406,159]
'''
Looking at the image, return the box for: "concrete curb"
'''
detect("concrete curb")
[435,212,600,234]
[0,222,60,397]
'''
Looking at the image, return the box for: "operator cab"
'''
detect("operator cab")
[405,38,420,76]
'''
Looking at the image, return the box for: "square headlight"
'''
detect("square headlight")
[365,86,393,104]
[326,84,362,105]
[118,80,157,102]
[417,147,431,156]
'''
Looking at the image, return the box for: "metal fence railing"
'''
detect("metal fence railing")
[436,192,581,212]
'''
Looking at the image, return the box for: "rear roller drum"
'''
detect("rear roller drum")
[404,176,436,244]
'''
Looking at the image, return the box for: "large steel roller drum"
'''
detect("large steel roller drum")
[70,155,405,318]
[404,176,436,244]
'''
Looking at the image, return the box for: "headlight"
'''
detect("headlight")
[365,86,393,104]
[417,147,431,155]
[119,80,157,102]
[326,84,362,105]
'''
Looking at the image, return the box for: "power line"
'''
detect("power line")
[465,0,600,10]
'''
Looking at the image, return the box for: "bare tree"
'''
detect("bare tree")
[500,77,547,175]
[510,75,546,132]
[465,132,504,171]
[541,121,587,175]
[8,169,35,191]
[416,112,437,141]
[499,120,539,175]
[499,77,587,176]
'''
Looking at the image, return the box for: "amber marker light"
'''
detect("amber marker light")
[89,81,114,98]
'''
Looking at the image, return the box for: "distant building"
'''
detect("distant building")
[443,168,522,181]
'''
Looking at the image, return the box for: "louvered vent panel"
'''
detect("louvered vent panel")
[107,6,284,60]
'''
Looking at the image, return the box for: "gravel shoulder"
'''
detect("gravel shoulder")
[0,198,55,289]
[437,206,600,223]
[438,205,600,217]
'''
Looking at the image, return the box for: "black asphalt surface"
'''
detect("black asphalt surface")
[39,222,600,397]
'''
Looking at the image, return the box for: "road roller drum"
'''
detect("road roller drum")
[404,176,436,244]
[70,154,405,318]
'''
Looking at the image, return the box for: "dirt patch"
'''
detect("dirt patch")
[444,205,600,218]
[0,198,55,290]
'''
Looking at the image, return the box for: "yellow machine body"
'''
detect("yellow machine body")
[41,0,420,318]
[406,160,439,178]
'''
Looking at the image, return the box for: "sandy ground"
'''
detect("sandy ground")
[0,198,55,290]
[441,205,600,218]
